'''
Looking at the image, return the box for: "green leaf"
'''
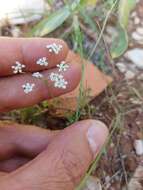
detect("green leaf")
[28,6,71,37]
[28,0,88,37]
[86,0,98,5]
[110,0,136,58]
[119,0,136,28]
[111,24,128,59]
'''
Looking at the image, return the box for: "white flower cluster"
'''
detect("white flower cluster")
[36,57,48,66]
[12,61,26,74]
[49,60,69,89]
[32,72,43,79]
[22,83,35,94]
[11,43,69,94]
[50,72,68,89]
[57,61,69,72]
[46,43,63,54]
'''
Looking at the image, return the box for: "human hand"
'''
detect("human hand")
[0,38,108,190]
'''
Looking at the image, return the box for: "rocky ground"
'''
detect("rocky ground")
[116,0,143,80]
[87,1,143,189]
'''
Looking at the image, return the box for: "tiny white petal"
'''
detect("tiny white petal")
[54,78,68,89]
[57,61,69,72]
[32,72,43,79]
[22,83,35,94]
[50,72,63,81]
[12,61,26,74]
[46,43,63,54]
[49,72,68,89]
[36,57,48,66]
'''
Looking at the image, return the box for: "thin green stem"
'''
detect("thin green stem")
[88,0,118,59]
[76,113,122,190]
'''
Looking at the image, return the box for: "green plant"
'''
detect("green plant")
[24,1,137,188]
[28,0,136,58]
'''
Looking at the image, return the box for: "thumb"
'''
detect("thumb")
[1,120,108,190]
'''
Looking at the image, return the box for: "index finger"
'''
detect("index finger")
[0,37,68,76]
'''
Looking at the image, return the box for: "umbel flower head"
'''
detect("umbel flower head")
[46,43,63,54]
[36,57,48,66]
[50,72,68,89]
[22,83,35,94]
[57,61,69,72]
[12,61,26,74]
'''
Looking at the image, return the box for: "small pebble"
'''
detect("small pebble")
[134,140,143,156]
[137,73,143,80]
[136,27,143,35]
[116,62,127,73]
[132,32,143,43]
[125,48,143,69]
[134,17,140,25]
[125,70,135,80]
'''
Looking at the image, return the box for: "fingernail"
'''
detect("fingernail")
[86,121,108,158]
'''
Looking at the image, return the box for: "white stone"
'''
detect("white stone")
[136,27,143,35]
[0,0,48,25]
[82,176,102,190]
[130,98,142,105]
[134,140,143,156]
[116,62,127,73]
[125,70,135,80]
[125,49,143,69]
[132,32,143,42]
[137,73,143,80]
[134,17,140,25]
[131,11,137,18]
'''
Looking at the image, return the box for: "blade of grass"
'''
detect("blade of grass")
[76,112,123,190]
[72,15,85,122]
[88,0,118,59]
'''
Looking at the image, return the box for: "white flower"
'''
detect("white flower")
[22,83,35,94]
[32,72,43,79]
[57,61,69,72]
[46,43,63,54]
[50,72,68,89]
[50,72,63,82]
[54,78,68,89]
[36,57,48,66]
[12,61,26,74]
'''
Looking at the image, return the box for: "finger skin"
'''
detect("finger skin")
[0,172,7,177]
[0,124,56,160]
[0,38,68,76]
[0,62,81,112]
[0,157,30,172]
[0,120,108,190]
